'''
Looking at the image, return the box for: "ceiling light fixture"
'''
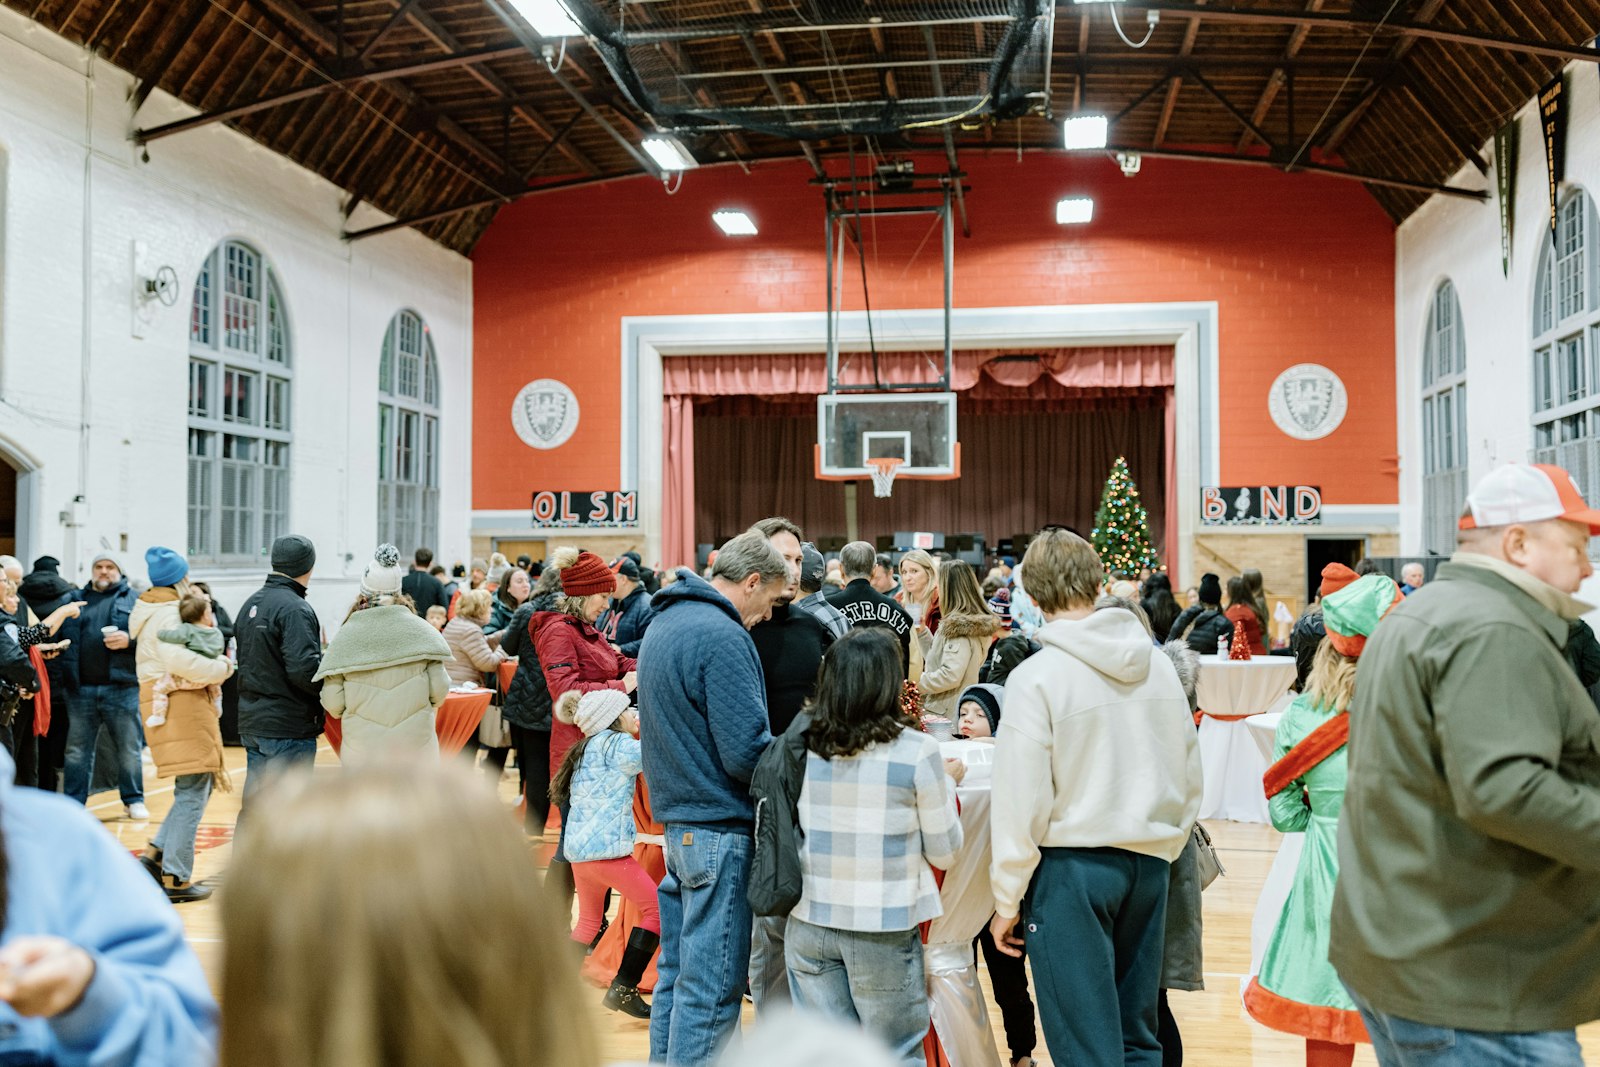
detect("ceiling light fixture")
[641,135,699,172]
[1062,115,1109,150]
[505,0,583,38]
[1055,197,1094,225]
[713,210,758,236]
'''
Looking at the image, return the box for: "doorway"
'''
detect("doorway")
[0,459,16,557]
[493,540,547,565]
[1304,537,1365,603]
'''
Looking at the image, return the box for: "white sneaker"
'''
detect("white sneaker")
[125,802,150,821]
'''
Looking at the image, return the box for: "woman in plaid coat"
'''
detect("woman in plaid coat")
[787,628,963,1067]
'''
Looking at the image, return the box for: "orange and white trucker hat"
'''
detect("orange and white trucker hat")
[1458,463,1600,534]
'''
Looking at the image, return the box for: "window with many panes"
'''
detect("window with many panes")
[1532,190,1600,541]
[1421,281,1468,557]
[188,240,291,563]
[378,310,440,557]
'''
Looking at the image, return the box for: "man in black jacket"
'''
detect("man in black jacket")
[67,553,145,817]
[747,518,834,1016]
[1166,573,1234,654]
[400,547,448,616]
[17,556,80,790]
[599,558,656,657]
[235,535,323,814]
[825,540,913,671]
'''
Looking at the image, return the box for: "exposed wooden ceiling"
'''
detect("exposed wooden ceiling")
[9,0,1599,253]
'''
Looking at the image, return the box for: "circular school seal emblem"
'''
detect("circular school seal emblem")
[511,379,580,449]
[1267,363,1347,441]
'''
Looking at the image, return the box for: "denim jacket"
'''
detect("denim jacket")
[564,730,643,862]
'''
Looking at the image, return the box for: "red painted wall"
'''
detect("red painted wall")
[472,152,1396,510]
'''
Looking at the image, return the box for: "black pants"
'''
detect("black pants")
[8,700,38,788]
[512,725,552,833]
[1157,989,1182,1067]
[976,923,1036,1062]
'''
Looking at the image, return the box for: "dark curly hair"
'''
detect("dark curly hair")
[803,628,907,759]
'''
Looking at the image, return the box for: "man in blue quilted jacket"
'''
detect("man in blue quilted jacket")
[639,530,789,1065]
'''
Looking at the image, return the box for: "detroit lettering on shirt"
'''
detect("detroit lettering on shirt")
[838,599,911,635]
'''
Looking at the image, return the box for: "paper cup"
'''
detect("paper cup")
[101,626,118,636]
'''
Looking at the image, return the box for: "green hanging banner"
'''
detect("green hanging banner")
[1539,73,1567,241]
[1496,118,1518,278]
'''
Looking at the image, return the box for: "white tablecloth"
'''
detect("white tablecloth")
[1195,657,1296,824]
[924,757,1003,1067]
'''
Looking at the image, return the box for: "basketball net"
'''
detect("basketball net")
[866,457,903,498]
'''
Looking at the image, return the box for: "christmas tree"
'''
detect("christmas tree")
[1090,456,1161,575]
[1229,619,1253,660]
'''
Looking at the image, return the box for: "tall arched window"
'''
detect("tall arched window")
[1532,190,1600,509]
[1421,281,1467,556]
[187,240,291,562]
[378,310,440,557]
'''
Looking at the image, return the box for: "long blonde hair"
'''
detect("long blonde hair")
[1305,638,1359,714]
[220,761,597,1067]
[936,559,988,619]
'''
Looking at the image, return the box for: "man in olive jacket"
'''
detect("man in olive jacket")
[1331,464,1600,1063]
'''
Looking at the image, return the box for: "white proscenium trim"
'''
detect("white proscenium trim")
[619,303,1222,582]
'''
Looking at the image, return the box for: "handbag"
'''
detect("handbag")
[478,701,513,748]
[1192,821,1225,889]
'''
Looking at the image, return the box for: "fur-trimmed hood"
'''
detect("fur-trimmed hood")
[1161,640,1201,712]
[937,610,1002,641]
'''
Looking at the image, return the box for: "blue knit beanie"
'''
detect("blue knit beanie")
[145,546,188,588]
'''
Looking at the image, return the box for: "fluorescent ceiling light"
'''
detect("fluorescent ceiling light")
[506,0,583,37]
[641,135,699,172]
[1055,197,1094,225]
[1062,114,1109,150]
[713,210,758,236]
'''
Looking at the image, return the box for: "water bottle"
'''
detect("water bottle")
[1217,634,1228,658]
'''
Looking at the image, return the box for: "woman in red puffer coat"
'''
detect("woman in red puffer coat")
[533,552,639,787]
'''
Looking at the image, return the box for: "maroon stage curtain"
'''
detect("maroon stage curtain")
[690,397,1167,567]
[661,348,1175,574]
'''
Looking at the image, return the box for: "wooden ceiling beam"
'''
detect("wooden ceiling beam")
[131,0,212,113]
[359,0,424,61]
[1155,1,1204,147]
[133,44,525,143]
[1398,70,1488,174]
[1128,1,1600,64]
[1321,0,1447,157]
[1236,0,1323,151]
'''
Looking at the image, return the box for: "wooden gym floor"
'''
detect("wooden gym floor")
[88,744,1600,1066]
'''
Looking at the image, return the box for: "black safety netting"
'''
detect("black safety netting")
[563,0,1053,139]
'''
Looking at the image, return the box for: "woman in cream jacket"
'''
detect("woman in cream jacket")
[917,560,999,721]
[316,546,453,766]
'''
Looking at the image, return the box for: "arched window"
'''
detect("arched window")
[1532,190,1600,510]
[1421,281,1467,556]
[377,310,439,557]
[187,240,291,562]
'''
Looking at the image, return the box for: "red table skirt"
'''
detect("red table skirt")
[323,689,493,759]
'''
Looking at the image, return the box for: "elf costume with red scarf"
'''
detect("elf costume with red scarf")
[1243,572,1402,1063]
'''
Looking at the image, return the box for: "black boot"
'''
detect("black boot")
[602,928,660,1020]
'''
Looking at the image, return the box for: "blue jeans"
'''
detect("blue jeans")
[748,914,790,1015]
[784,917,928,1067]
[1346,985,1583,1066]
[650,825,753,1065]
[240,735,318,814]
[63,684,144,805]
[1025,847,1168,1067]
[151,773,212,882]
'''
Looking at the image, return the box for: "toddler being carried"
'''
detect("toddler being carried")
[145,594,225,727]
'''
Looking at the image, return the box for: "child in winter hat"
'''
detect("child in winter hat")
[361,544,405,598]
[556,688,634,737]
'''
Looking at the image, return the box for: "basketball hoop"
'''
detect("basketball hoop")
[866,457,904,498]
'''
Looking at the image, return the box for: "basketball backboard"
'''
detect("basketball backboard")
[816,393,959,479]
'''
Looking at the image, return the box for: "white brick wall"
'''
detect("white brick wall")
[0,7,473,628]
[1395,61,1600,554]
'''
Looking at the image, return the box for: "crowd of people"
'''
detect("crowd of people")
[4,461,1600,1066]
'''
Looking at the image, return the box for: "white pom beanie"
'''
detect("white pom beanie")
[555,689,633,737]
[361,544,405,596]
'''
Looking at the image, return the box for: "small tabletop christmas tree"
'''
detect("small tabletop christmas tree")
[1091,456,1161,576]
[1228,619,1253,661]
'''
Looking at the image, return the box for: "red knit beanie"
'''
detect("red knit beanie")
[1320,563,1359,598]
[561,551,616,597]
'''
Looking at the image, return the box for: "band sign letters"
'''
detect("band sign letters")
[530,491,639,527]
[1201,486,1323,526]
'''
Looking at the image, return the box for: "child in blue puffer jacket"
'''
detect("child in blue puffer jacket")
[551,688,659,1020]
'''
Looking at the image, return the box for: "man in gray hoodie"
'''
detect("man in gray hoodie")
[988,529,1202,1067]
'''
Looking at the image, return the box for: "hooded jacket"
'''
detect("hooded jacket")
[130,589,234,782]
[234,574,324,739]
[0,747,217,1062]
[77,577,139,688]
[315,605,452,766]
[990,609,1204,919]
[18,567,79,692]
[917,610,1000,720]
[599,586,656,658]
[638,569,771,830]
